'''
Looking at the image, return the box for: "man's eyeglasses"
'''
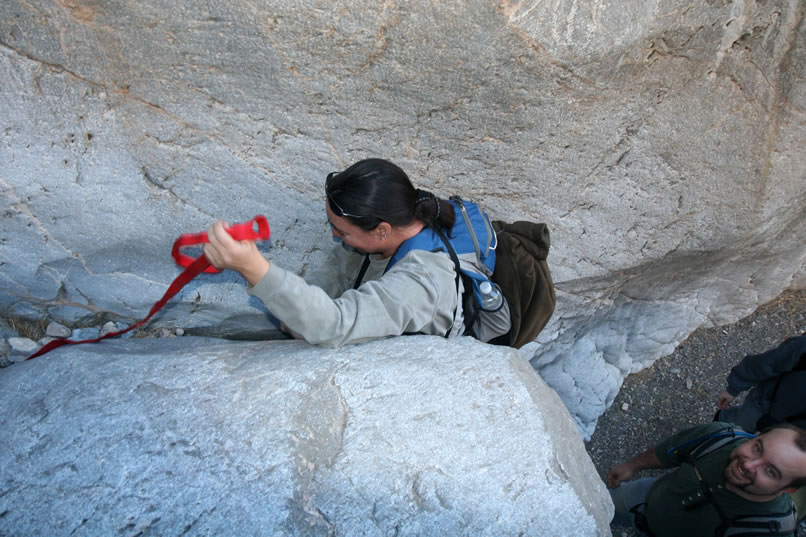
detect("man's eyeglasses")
[326,171,365,219]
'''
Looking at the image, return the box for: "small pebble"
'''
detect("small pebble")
[686,378,693,389]
[8,337,39,353]
[46,321,71,338]
[160,328,175,338]
[669,368,681,374]
[175,328,185,337]
[621,402,629,411]
[100,321,117,337]
[70,327,99,341]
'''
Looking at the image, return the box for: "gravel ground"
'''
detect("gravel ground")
[585,288,806,536]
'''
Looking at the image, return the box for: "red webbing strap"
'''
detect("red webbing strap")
[171,216,270,273]
[26,216,270,360]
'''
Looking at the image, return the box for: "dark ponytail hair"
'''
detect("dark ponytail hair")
[325,158,455,232]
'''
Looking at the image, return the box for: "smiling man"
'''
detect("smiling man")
[606,422,806,537]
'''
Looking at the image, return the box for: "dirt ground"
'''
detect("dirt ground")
[585,288,806,535]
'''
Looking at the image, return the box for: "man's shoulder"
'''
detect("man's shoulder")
[714,489,797,537]
[664,422,745,448]
[656,422,750,466]
[731,492,796,530]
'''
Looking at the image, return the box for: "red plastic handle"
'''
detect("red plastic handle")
[171,215,271,273]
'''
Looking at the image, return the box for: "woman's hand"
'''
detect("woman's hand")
[203,221,270,286]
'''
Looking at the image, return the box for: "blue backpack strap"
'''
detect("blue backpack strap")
[379,197,499,338]
[666,426,755,459]
[385,227,444,270]
[451,196,490,267]
[457,199,480,260]
[386,198,496,274]
[448,196,496,275]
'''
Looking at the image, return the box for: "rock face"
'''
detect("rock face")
[0,336,612,536]
[1,1,805,436]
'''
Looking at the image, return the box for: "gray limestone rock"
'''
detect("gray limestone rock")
[37,336,56,347]
[99,321,117,337]
[0,0,804,437]
[46,321,71,338]
[70,327,99,341]
[7,336,38,354]
[0,336,612,536]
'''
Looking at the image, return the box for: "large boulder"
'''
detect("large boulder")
[0,336,612,536]
[1,1,804,436]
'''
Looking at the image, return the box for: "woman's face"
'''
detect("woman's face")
[326,202,384,255]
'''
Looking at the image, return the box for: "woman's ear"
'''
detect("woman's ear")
[376,222,392,240]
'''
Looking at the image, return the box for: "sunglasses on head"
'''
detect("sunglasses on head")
[326,171,365,219]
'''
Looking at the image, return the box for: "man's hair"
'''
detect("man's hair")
[760,423,806,488]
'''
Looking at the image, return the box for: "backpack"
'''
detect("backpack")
[666,427,799,537]
[386,196,510,342]
[401,197,557,345]
[488,220,556,348]
[352,196,556,345]
[430,200,558,347]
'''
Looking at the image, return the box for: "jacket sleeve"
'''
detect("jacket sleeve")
[247,249,459,347]
[725,335,806,396]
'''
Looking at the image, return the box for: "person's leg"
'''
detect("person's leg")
[716,388,767,433]
[610,477,656,529]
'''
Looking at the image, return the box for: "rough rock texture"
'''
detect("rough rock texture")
[0,336,612,536]
[1,1,804,437]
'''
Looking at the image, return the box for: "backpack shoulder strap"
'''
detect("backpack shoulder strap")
[352,254,371,289]
[721,506,798,537]
[433,225,467,338]
[690,430,756,460]
[449,195,496,267]
[665,426,755,459]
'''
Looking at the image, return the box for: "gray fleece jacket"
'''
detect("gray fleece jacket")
[247,244,463,347]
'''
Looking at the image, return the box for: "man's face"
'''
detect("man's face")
[724,428,806,501]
